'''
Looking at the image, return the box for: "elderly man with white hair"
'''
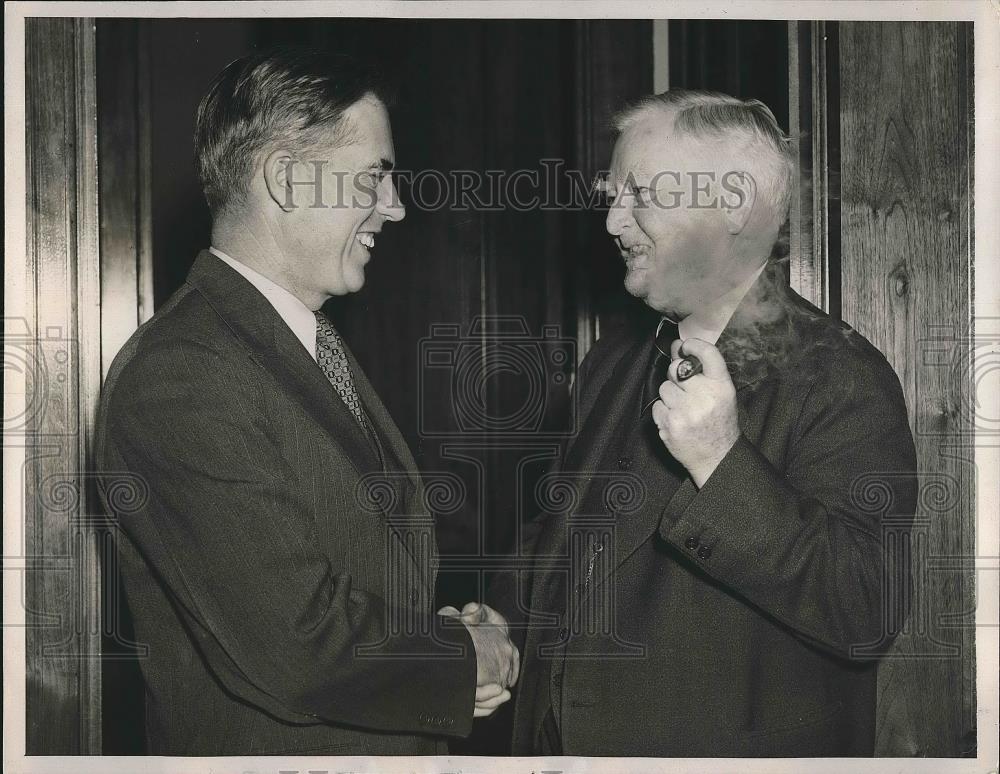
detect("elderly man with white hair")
[496,90,917,756]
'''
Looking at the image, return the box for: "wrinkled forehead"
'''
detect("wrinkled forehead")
[610,113,713,183]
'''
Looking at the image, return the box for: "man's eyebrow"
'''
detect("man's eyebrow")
[369,158,395,172]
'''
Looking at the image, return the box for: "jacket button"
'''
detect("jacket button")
[558,627,569,640]
[575,582,585,594]
[697,544,712,560]
[552,672,564,688]
[684,536,699,550]
[617,456,632,470]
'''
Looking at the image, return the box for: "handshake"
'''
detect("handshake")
[438,602,520,718]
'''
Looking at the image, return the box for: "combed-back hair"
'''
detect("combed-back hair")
[613,89,795,228]
[194,45,392,216]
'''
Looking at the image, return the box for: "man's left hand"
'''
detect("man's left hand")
[651,337,740,488]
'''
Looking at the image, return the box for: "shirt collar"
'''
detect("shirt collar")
[209,247,318,361]
[669,261,769,345]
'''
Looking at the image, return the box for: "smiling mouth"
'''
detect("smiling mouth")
[621,243,651,265]
[356,232,376,250]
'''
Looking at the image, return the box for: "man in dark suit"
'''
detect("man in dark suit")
[95,47,516,756]
[499,90,917,756]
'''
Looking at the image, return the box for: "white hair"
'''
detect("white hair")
[614,90,796,230]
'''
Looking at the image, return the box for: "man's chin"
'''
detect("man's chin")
[326,276,365,297]
[624,280,684,317]
[623,271,649,300]
[342,264,367,294]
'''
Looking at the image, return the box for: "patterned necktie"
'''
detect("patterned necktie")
[641,318,679,416]
[314,311,370,430]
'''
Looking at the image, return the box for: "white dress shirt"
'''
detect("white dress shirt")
[665,261,769,345]
[209,247,318,361]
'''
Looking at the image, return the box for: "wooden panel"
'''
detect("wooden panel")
[788,21,838,312]
[24,16,102,754]
[840,21,975,757]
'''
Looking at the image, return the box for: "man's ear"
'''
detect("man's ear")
[263,148,296,212]
[721,170,757,234]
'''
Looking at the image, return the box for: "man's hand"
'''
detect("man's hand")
[651,337,740,488]
[472,682,511,718]
[439,602,519,718]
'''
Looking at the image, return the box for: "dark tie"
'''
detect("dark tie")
[314,311,371,431]
[641,318,679,416]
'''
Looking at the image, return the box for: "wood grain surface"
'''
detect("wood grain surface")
[24,16,103,755]
[839,21,975,757]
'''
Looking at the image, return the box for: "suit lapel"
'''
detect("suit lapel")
[543,331,684,598]
[560,334,645,481]
[341,343,421,508]
[187,252,434,587]
[185,252,383,479]
[581,338,687,592]
[525,336,638,621]
[340,344,437,590]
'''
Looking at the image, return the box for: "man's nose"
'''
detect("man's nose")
[377,178,405,223]
[605,192,631,236]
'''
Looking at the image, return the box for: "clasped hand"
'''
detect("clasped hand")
[438,602,519,718]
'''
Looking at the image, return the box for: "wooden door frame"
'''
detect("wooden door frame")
[789,20,977,757]
[21,16,103,755]
[18,14,155,755]
[788,20,839,315]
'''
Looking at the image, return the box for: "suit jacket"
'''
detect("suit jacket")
[498,263,917,756]
[95,251,477,755]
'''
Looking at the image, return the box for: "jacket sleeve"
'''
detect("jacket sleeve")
[100,337,477,737]
[657,351,918,659]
